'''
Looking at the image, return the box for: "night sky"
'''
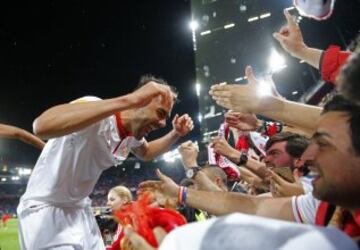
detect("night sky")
[0,0,198,166]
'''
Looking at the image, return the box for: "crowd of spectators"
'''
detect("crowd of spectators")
[118,8,360,249]
[0,197,18,215]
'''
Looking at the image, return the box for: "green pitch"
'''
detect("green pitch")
[0,218,20,250]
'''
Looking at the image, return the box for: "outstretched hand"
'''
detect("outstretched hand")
[269,169,304,197]
[224,111,258,132]
[209,66,276,113]
[139,169,179,199]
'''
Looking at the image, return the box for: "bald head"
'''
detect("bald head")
[201,165,228,191]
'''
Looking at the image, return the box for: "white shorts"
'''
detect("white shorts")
[17,202,105,250]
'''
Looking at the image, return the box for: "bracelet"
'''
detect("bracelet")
[182,187,189,205]
[177,186,188,205]
[178,186,184,205]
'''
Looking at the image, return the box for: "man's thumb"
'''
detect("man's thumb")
[156,169,166,181]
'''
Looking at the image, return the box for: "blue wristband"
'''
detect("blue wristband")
[181,187,189,205]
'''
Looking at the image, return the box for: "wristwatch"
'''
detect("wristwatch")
[185,166,202,179]
[238,152,248,166]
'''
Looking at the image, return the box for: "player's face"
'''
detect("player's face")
[138,95,174,136]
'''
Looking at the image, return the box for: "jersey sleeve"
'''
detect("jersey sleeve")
[320,45,352,85]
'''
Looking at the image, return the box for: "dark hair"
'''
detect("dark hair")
[322,95,360,155]
[265,132,310,158]
[339,51,360,103]
[137,74,179,102]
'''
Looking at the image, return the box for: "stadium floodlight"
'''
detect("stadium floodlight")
[200,30,211,36]
[268,49,286,73]
[235,77,242,82]
[260,13,271,19]
[224,23,235,29]
[11,176,20,181]
[189,20,199,31]
[203,130,218,137]
[18,168,32,176]
[235,76,244,82]
[258,80,273,96]
[190,20,199,51]
[1,177,6,182]
[134,162,141,169]
[248,16,259,22]
[195,83,201,97]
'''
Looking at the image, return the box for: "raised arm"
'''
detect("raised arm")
[209,66,322,134]
[238,167,267,189]
[177,140,199,169]
[0,124,45,149]
[185,189,294,220]
[132,114,194,161]
[211,138,270,178]
[33,81,173,139]
[139,169,295,221]
[273,9,323,69]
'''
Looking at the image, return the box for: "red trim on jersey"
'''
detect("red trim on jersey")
[315,201,329,226]
[112,112,133,154]
[316,201,360,240]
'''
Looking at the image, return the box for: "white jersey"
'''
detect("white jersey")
[291,192,321,224]
[17,96,145,249]
[300,176,314,194]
